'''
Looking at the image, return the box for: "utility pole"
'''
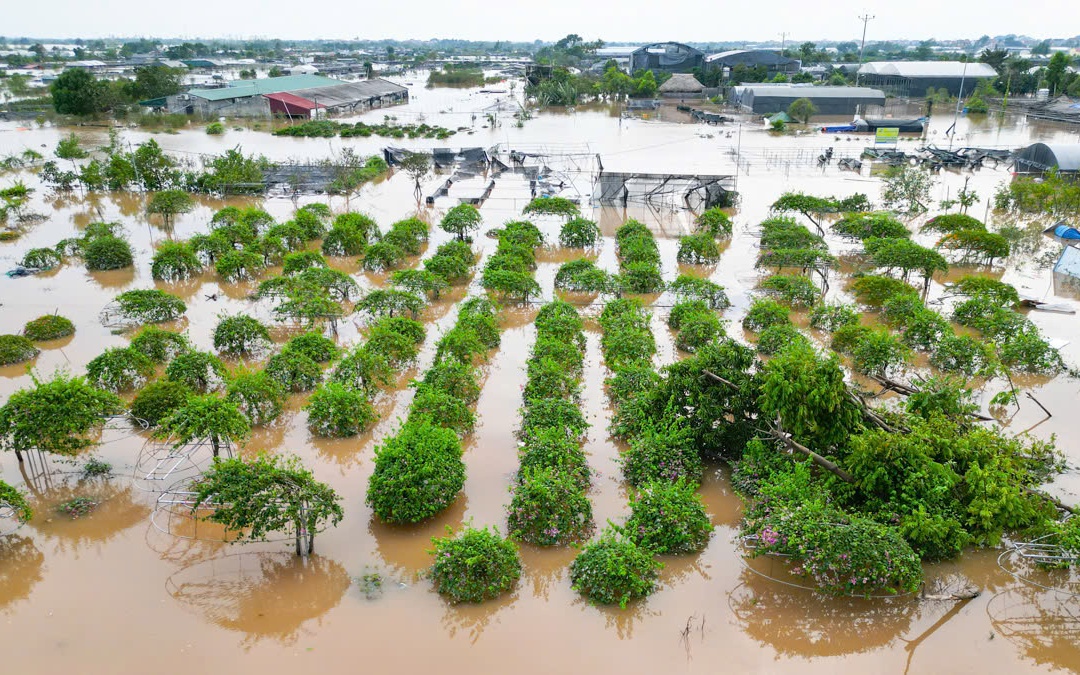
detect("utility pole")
[855,14,875,86]
[779,32,789,57]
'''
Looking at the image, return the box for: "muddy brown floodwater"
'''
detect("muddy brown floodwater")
[3,75,1080,673]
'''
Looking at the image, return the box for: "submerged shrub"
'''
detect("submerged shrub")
[930,334,994,376]
[83,235,134,270]
[676,233,721,264]
[0,334,40,365]
[625,479,713,554]
[742,298,791,332]
[282,331,339,363]
[694,208,733,238]
[215,248,264,282]
[226,369,287,426]
[151,242,203,281]
[507,467,595,546]
[165,350,228,393]
[429,525,521,603]
[86,347,155,392]
[669,274,730,309]
[554,258,614,293]
[212,313,272,357]
[23,315,75,341]
[305,382,377,437]
[518,427,591,490]
[760,274,820,308]
[622,422,703,487]
[850,329,909,376]
[113,289,186,324]
[21,247,62,269]
[367,420,465,523]
[130,379,192,426]
[809,303,859,332]
[559,217,601,248]
[129,326,189,363]
[409,385,476,435]
[265,350,323,392]
[756,324,809,355]
[850,275,918,308]
[569,528,662,608]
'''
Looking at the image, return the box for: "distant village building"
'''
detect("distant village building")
[857,61,997,97]
[729,83,886,116]
[163,74,408,118]
[629,43,704,75]
[704,50,800,80]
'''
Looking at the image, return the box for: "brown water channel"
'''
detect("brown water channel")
[2,78,1080,673]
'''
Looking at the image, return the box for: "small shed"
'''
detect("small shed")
[659,73,704,96]
[265,92,325,118]
[1013,143,1080,175]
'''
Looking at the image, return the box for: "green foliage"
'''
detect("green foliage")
[866,237,948,284]
[559,217,601,248]
[283,331,339,363]
[206,122,225,135]
[391,269,449,300]
[832,212,910,240]
[625,479,713,554]
[809,303,860,332]
[508,466,595,545]
[760,274,819,308]
[113,289,186,324]
[146,190,195,228]
[523,196,580,218]
[897,308,951,351]
[215,247,265,282]
[322,213,377,256]
[922,213,986,235]
[880,165,933,214]
[212,314,271,357]
[669,302,724,353]
[517,427,591,490]
[151,241,203,281]
[130,379,192,426]
[849,328,910,376]
[192,453,343,554]
[677,233,721,264]
[994,169,1080,218]
[756,324,810,356]
[742,298,791,332]
[569,528,662,608]
[156,393,250,455]
[424,240,476,283]
[129,326,189,363]
[367,420,465,523]
[598,298,656,370]
[0,372,123,456]
[305,383,377,437]
[929,334,995,376]
[226,369,286,426]
[19,315,72,343]
[850,274,918,308]
[622,420,702,487]
[0,480,32,522]
[695,208,734,237]
[165,350,228,393]
[936,230,1011,265]
[429,525,522,603]
[951,275,1019,307]
[21,247,61,269]
[281,250,328,275]
[367,316,426,367]
[440,204,482,241]
[481,268,541,303]
[265,349,323,392]
[409,385,476,435]
[85,346,155,392]
[787,97,818,123]
[83,234,134,271]
[554,258,615,293]
[669,274,730,309]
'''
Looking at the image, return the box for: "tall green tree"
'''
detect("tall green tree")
[51,69,106,115]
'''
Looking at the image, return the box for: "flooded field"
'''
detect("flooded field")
[2,76,1080,673]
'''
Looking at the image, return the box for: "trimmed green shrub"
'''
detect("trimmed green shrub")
[507,466,595,545]
[265,350,322,392]
[215,248,264,282]
[130,379,192,426]
[226,369,287,425]
[83,235,134,270]
[367,420,465,523]
[518,427,591,490]
[113,289,186,324]
[554,258,615,293]
[559,217,601,248]
[756,324,810,355]
[212,313,271,357]
[282,331,339,363]
[422,357,481,405]
[742,298,791,332]
[523,196,579,218]
[695,208,733,237]
[760,274,819,308]
[440,204,481,241]
[391,269,449,300]
[674,311,723,353]
[21,247,61,269]
[0,373,122,456]
[669,274,730,309]
[165,350,228,393]
[429,525,522,603]
[305,382,378,438]
[922,213,986,235]
[850,328,909,375]
[952,275,1019,307]
[0,334,40,365]
[832,212,910,240]
[520,397,589,441]
[569,528,662,608]
[618,262,664,294]
[809,303,859,332]
[677,233,721,264]
[424,240,475,283]
[330,346,393,395]
[129,326,189,363]
[23,315,75,341]
[409,385,476,435]
[366,316,425,366]
[850,274,919,308]
[282,250,328,275]
[151,242,203,281]
[930,334,994,376]
[86,346,155,392]
[625,479,713,554]
[622,421,702,487]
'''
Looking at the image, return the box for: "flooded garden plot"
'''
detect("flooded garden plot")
[3,75,1080,673]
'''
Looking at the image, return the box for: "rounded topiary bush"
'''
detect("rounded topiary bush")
[569,528,662,608]
[83,235,134,270]
[129,326,189,363]
[622,423,702,488]
[408,384,475,435]
[507,466,594,546]
[0,334,40,366]
[559,217,601,248]
[212,313,272,357]
[429,525,521,603]
[113,289,187,324]
[742,298,791,332]
[305,382,377,437]
[226,370,287,426]
[23,315,75,341]
[518,427,591,490]
[367,420,465,523]
[86,347,156,392]
[282,331,339,363]
[265,350,322,392]
[165,350,228,393]
[130,379,192,426]
[756,324,810,356]
[151,241,203,281]
[624,480,713,554]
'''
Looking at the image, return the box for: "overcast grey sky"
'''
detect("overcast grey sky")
[4,0,1076,43]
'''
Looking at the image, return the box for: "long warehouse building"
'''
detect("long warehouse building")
[729,83,886,116]
[164,74,408,118]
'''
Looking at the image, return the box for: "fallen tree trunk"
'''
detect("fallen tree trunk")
[769,422,854,484]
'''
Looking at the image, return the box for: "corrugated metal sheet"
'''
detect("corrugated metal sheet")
[288,78,408,108]
[265,92,323,115]
[188,75,341,101]
[858,61,997,79]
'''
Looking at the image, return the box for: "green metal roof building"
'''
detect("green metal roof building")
[186,74,342,101]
